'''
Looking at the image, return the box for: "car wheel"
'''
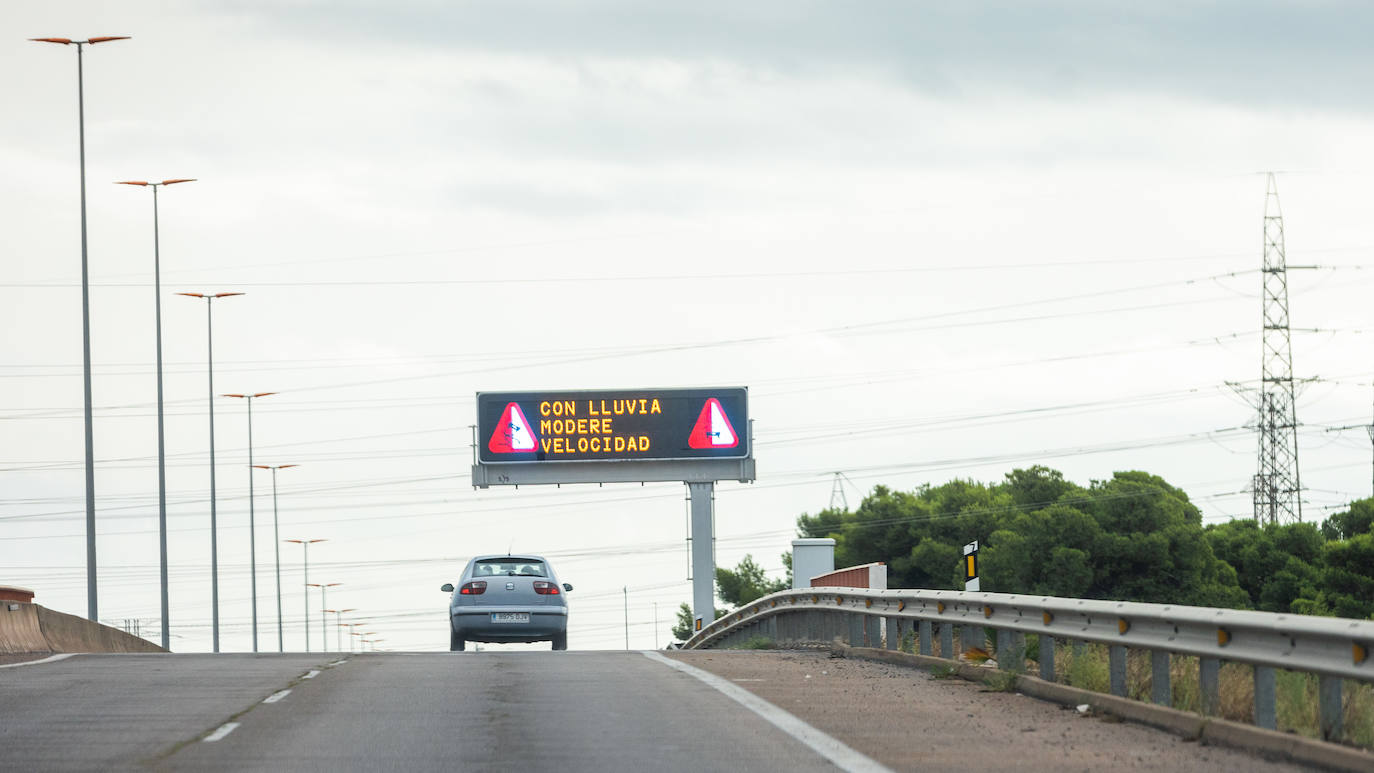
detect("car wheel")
[450,628,465,652]
[551,632,567,651]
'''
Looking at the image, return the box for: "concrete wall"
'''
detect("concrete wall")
[0,603,165,654]
[0,602,48,654]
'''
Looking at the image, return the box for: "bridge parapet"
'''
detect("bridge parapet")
[686,586,1374,741]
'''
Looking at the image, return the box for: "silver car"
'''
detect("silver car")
[442,554,571,651]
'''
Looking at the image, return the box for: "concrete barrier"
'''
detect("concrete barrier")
[36,605,164,653]
[0,602,49,654]
[0,603,164,654]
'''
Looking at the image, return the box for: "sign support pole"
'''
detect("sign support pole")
[688,481,715,632]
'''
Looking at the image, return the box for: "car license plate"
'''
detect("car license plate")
[490,612,529,624]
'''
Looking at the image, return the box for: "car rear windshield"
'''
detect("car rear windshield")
[473,559,547,577]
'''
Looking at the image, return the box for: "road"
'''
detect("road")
[0,651,857,772]
[0,650,1320,772]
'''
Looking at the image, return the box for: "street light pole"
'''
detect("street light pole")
[116,177,194,650]
[345,622,367,653]
[31,35,130,623]
[308,583,341,651]
[286,538,325,651]
[325,608,356,654]
[225,392,274,652]
[178,292,242,652]
[623,585,629,650]
[253,464,296,652]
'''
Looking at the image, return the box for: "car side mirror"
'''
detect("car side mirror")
[562,583,573,592]
[441,583,454,593]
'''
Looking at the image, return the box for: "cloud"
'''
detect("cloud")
[221,0,1374,113]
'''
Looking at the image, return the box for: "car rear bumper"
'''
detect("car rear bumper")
[452,608,567,643]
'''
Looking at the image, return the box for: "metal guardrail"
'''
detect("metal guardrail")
[684,587,1374,739]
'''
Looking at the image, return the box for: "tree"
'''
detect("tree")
[799,467,1248,607]
[670,554,785,641]
[715,554,787,606]
[1321,497,1374,541]
[1206,520,1324,612]
[671,602,727,641]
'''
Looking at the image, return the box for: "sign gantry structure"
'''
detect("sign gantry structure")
[472,388,755,633]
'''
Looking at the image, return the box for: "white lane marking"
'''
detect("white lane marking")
[262,689,292,704]
[0,653,77,670]
[302,669,321,679]
[203,722,240,742]
[643,651,892,773]
[327,659,348,667]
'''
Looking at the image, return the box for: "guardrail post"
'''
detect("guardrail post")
[1253,665,1276,730]
[865,615,880,648]
[919,619,933,656]
[1108,645,1127,697]
[960,624,980,656]
[885,617,899,651]
[1039,634,1055,681]
[1151,650,1171,706]
[849,613,864,647]
[940,622,953,659]
[766,615,778,642]
[996,628,1024,672]
[1199,657,1220,716]
[1319,675,1343,740]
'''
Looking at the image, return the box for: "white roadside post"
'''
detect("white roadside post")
[960,540,981,658]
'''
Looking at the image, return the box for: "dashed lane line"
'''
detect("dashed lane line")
[202,723,240,743]
[262,689,292,704]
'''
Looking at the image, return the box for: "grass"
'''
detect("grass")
[898,630,917,654]
[1049,641,1374,748]
[929,663,959,679]
[983,670,1019,692]
[731,635,776,650]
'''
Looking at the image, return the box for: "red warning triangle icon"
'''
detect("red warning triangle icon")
[489,402,539,453]
[688,398,738,449]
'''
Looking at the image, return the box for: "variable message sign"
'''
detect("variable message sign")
[476,387,749,464]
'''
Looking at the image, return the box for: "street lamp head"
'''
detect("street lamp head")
[161,178,196,185]
[178,291,244,300]
[286,538,326,545]
[224,392,275,399]
[253,463,298,470]
[29,36,130,45]
[115,180,150,186]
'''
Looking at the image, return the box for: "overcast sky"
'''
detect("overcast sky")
[4,1,1373,653]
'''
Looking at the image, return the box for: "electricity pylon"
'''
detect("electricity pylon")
[1253,173,1303,524]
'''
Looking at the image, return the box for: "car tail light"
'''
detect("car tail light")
[460,581,487,595]
[533,581,560,595]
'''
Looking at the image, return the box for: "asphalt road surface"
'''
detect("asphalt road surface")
[0,651,862,772]
[0,650,1323,772]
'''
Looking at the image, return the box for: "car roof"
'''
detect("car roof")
[469,554,549,563]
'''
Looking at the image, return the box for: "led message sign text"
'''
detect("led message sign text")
[477,388,748,464]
